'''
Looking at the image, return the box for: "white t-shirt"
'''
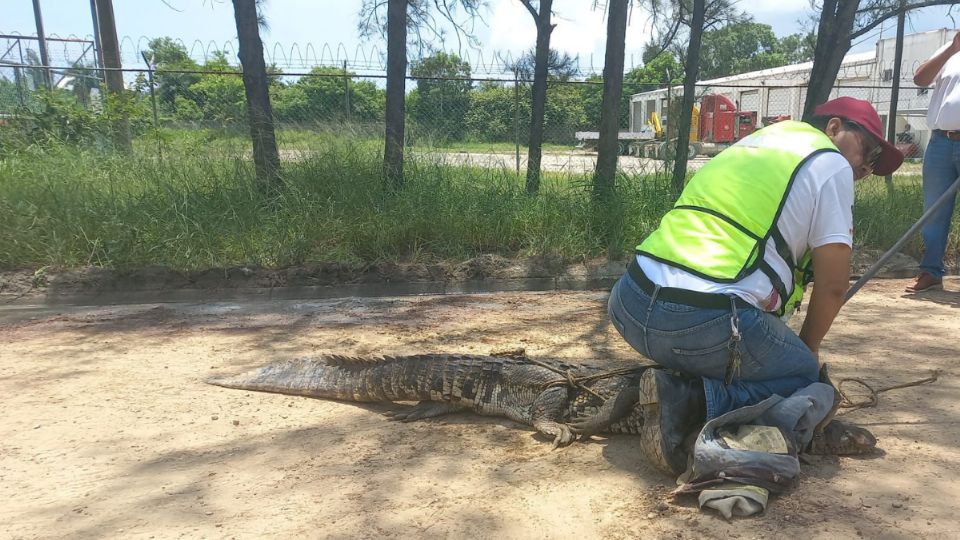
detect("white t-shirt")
[926,39,960,131]
[639,151,854,312]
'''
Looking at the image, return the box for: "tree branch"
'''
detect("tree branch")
[850,0,956,40]
[519,0,540,21]
[646,15,683,61]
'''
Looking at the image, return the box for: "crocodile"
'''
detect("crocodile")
[208,352,644,447]
[208,352,876,455]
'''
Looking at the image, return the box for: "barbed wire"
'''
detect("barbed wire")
[1,31,949,84]
[0,32,646,77]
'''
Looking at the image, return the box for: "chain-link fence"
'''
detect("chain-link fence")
[0,55,933,176]
[0,34,101,111]
[629,82,928,164]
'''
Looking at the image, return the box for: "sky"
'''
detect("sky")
[3,0,959,76]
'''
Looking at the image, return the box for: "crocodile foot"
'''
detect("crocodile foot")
[533,420,577,449]
[568,384,640,438]
[806,419,878,456]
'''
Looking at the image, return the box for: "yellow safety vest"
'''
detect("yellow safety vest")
[637,121,840,315]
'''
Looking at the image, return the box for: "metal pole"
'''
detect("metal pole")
[31,0,52,90]
[665,68,672,144]
[13,64,26,108]
[142,51,161,161]
[14,39,27,108]
[89,0,104,83]
[343,59,350,119]
[884,2,905,190]
[845,175,960,303]
[514,67,520,176]
[11,39,27,109]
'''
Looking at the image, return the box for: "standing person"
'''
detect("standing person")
[908,31,960,293]
[607,97,903,476]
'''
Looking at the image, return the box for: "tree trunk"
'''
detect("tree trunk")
[802,0,859,121]
[93,0,131,152]
[524,0,554,194]
[670,0,706,194]
[593,0,629,199]
[884,2,906,190]
[232,0,282,191]
[383,0,408,190]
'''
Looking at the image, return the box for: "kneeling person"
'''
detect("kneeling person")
[608,97,903,475]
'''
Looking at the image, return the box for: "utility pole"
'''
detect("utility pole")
[884,1,906,189]
[31,0,52,90]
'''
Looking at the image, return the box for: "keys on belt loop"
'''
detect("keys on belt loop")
[725,297,742,385]
[641,284,661,359]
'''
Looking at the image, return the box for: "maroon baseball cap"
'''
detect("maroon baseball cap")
[813,96,904,175]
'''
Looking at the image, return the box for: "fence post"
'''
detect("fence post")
[15,39,26,111]
[343,59,351,120]
[514,67,520,176]
[665,67,672,155]
[13,66,26,109]
[141,51,162,161]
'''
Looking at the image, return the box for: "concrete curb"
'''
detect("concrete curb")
[0,276,622,308]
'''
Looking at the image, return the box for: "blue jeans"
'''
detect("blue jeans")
[607,273,819,419]
[919,131,960,278]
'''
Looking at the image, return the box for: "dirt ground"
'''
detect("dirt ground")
[421,150,923,176]
[2,278,959,539]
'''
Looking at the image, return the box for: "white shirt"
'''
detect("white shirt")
[927,39,960,131]
[639,151,855,312]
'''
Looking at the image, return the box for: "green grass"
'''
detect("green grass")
[854,176,924,253]
[145,127,575,156]
[2,133,957,272]
[853,175,960,268]
[0,137,673,270]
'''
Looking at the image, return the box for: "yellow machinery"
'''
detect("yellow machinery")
[691,105,700,142]
[650,111,664,138]
[639,105,702,159]
[649,106,700,142]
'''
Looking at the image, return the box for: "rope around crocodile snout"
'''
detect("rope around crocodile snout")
[836,370,941,414]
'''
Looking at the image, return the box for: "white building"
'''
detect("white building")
[629,28,959,152]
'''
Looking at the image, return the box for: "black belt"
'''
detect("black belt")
[933,129,960,141]
[627,259,753,310]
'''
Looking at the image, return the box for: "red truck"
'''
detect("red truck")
[576,93,762,159]
[614,93,760,159]
[695,94,758,156]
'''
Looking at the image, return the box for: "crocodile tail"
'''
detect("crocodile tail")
[206,354,477,402]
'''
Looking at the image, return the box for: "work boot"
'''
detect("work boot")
[638,369,707,476]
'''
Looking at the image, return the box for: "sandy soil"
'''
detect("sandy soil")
[2,278,959,539]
